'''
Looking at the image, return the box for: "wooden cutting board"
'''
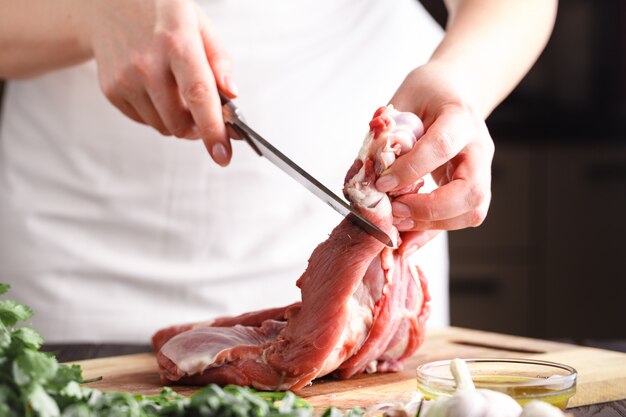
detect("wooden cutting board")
[73,327,626,410]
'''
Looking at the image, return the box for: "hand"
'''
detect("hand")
[83,0,237,166]
[376,62,495,256]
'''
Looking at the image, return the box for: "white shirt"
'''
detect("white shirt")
[0,0,447,343]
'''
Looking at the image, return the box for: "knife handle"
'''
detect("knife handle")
[218,92,262,156]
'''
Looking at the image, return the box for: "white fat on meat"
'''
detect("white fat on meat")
[344,105,424,210]
[161,321,285,375]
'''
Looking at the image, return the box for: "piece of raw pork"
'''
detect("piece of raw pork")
[153,105,431,390]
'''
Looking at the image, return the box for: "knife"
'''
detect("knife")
[219,94,394,248]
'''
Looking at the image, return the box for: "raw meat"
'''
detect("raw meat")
[154,105,431,390]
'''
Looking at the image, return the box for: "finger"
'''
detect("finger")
[391,148,492,222]
[170,39,230,166]
[145,69,196,139]
[196,6,238,98]
[391,180,473,222]
[395,203,490,232]
[100,78,148,126]
[124,89,171,136]
[112,97,145,125]
[399,230,442,258]
[376,106,474,192]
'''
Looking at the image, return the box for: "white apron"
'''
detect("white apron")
[0,0,447,342]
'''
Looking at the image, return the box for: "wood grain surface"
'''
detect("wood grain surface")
[73,327,626,411]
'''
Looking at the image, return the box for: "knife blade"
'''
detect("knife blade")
[219,94,394,248]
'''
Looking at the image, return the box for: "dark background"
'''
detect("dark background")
[1,1,624,345]
[420,0,626,345]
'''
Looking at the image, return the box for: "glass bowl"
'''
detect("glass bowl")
[416,358,577,409]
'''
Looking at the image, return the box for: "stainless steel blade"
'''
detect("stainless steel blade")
[233,120,394,247]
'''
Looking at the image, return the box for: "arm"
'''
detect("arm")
[0,0,238,166]
[419,0,557,117]
[0,0,91,78]
[377,0,557,255]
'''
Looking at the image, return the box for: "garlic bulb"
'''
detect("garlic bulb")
[519,400,566,417]
[423,358,523,417]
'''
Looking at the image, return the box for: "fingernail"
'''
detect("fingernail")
[396,219,414,231]
[211,143,230,166]
[392,202,411,218]
[376,174,398,192]
[223,75,239,97]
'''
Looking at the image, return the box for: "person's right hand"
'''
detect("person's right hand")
[83,0,237,166]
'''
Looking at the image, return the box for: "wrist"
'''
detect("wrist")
[421,58,487,118]
[70,0,96,60]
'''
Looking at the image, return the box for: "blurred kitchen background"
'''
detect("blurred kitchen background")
[0,1,624,346]
[421,0,626,346]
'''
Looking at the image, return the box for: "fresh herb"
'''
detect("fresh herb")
[321,407,364,417]
[0,284,363,417]
[0,283,70,417]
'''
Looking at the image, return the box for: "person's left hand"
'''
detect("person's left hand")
[376,61,495,256]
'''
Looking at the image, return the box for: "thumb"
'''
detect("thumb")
[196,6,238,98]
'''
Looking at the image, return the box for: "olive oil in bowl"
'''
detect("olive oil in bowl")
[416,358,577,409]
